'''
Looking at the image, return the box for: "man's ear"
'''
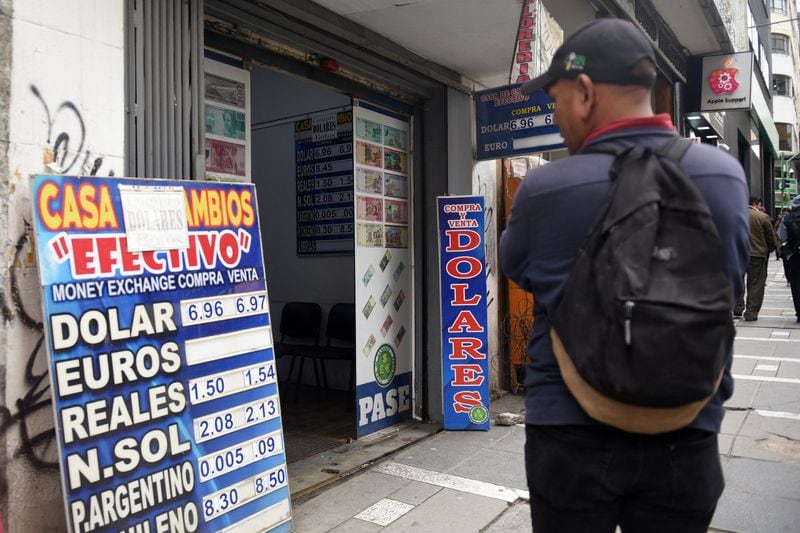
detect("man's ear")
[575,74,595,118]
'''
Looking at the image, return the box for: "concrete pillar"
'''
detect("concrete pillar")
[0,1,125,530]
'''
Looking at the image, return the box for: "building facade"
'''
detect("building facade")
[769,0,800,211]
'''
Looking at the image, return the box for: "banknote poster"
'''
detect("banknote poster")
[206,139,247,177]
[357,168,383,195]
[384,199,408,224]
[358,196,383,222]
[356,118,383,143]
[357,223,384,248]
[205,73,246,108]
[356,141,383,168]
[384,174,408,199]
[204,58,251,183]
[206,105,247,141]
[385,226,408,248]
[383,125,408,151]
[383,148,407,174]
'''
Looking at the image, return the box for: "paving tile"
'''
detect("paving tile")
[732,338,776,357]
[737,411,771,438]
[485,424,526,454]
[730,435,793,463]
[354,498,415,526]
[389,480,442,506]
[777,360,800,379]
[771,341,800,356]
[733,326,772,338]
[718,432,734,456]
[725,379,760,409]
[713,481,800,533]
[750,382,800,413]
[291,472,409,532]
[448,448,528,491]
[731,357,757,374]
[329,518,384,533]
[483,501,532,533]
[720,408,747,435]
[749,413,800,441]
[722,456,800,499]
[752,362,779,376]
[381,488,509,533]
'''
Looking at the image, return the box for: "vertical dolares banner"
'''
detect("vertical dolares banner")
[32,176,292,533]
[438,196,490,430]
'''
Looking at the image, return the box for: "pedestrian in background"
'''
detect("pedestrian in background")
[776,207,792,285]
[778,196,800,322]
[735,197,781,321]
[500,17,749,533]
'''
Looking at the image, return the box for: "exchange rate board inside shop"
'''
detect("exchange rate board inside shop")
[32,175,292,533]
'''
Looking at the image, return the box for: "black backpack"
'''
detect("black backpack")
[788,208,800,255]
[550,137,734,434]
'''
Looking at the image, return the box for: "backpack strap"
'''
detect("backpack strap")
[656,136,692,163]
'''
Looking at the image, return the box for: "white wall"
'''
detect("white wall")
[472,161,501,393]
[773,52,794,77]
[1,0,124,530]
[250,66,355,387]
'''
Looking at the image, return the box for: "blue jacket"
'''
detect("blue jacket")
[499,120,749,432]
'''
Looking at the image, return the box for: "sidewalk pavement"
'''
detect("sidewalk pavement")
[291,259,800,533]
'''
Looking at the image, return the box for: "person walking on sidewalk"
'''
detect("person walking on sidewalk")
[500,18,749,533]
[778,195,800,322]
[734,197,781,321]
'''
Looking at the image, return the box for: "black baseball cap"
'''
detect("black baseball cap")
[520,18,656,95]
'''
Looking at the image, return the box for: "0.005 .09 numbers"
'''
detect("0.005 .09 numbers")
[199,448,245,479]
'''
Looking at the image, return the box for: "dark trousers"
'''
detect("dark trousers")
[787,255,800,318]
[735,256,768,319]
[525,425,724,533]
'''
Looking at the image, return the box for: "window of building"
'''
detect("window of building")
[773,74,793,96]
[771,0,787,13]
[777,122,794,152]
[772,33,790,54]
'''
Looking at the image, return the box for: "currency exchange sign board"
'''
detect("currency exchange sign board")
[32,176,292,533]
[474,83,564,160]
[437,196,490,430]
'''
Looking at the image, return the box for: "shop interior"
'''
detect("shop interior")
[250,64,356,463]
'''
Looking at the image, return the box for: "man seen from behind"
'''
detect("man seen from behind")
[500,17,749,533]
[734,196,780,321]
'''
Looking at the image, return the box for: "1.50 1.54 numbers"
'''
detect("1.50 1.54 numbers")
[188,361,276,404]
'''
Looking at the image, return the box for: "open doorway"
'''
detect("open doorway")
[250,65,356,463]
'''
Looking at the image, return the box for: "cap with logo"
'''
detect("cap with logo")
[521,18,657,95]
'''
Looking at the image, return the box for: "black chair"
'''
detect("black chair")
[314,303,356,399]
[273,302,323,396]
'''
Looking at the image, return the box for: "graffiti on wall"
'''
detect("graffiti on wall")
[0,227,59,495]
[30,85,114,177]
[0,85,117,495]
[475,165,500,381]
